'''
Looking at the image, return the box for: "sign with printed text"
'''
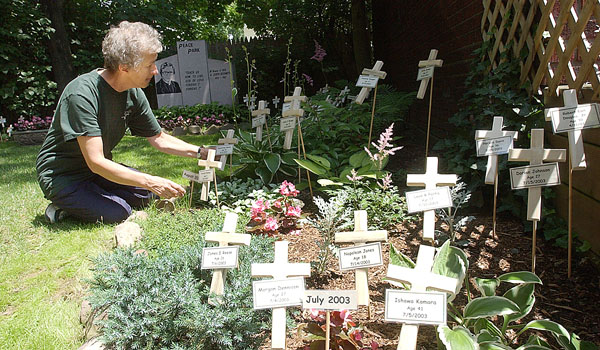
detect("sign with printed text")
[356,75,379,88]
[215,144,234,156]
[198,169,214,182]
[547,104,600,133]
[476,136,514,156]
[280,116,296,131]
[405,187,453,213]
[339,242,383,271]
[417,66,435,81]
[282,102,292,113]
[385,290,447,325]
[201,246,239,269]
[252,114,266,128]
[303,290,358,310]
[510,163,560,189]
[182,170,201,182]
[253,277,305,310]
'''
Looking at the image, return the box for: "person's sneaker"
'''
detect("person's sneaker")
[45,203,67,223]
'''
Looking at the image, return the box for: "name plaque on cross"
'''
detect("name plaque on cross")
[201,246,240,269]
[356,75,379,88]
[215,144,234,156]
[416,66,435,81]
[546,103,600,133]
[197,169,213,182]
[384,290,447,325]
[406,187,453,213]
[182,170,200,182]
[303,290,358,310]
[338,242,383,271]
[282,102,291,113]
[280,116,296,131]
[253,277,306,309]
[476,135,514,156]
[510,163,561,189]
[252,114,266,128]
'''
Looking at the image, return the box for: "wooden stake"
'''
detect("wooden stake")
[532,220,537,273]
[367,85,378,149]
[213,175,220,208]
[568,163,573,279]
[298,121,314,198]
[325,311,330,350]
[492,165,498,238]
[189,181,194,208]
[425,75,434,157]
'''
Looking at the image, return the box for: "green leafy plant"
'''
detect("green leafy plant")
[299,310,379,349]
[153,103,236,130]
[232,128,297,184]
[439,271,598,350]
[205,178,269,209]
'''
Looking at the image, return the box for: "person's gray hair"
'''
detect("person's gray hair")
[102,21,163,71]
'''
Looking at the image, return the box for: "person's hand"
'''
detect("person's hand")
[198,146,217,160]
[146,175,186,199]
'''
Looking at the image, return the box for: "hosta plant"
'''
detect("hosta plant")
[299,309,379,350]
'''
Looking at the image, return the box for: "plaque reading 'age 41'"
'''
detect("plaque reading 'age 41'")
[385,290,447,325]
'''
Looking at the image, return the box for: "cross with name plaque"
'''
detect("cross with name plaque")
[252,241,311,350]
[335,210,387,308]
[252,100,270,141]
[416,49,443,100]
[197,149,222,201]
[217,129,238,171]
[282,87,306,150]
[386,244,458,350]
[508,128,566,271]
[406,157,457,241]
[355,61,386,104]
[205,212,251,305]
[272,96,280,110]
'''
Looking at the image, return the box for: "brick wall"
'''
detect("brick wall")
[372,0,484,139]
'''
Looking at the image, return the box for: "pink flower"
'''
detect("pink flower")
[250,199,266,219]
[279,180,299,197]
[273,199,282,209]
[264,217,279,231]
[286,205,302,218]
[310,40,327,62]
[289,229,301,236]
[302,73,313,86]
[346,168,364,182]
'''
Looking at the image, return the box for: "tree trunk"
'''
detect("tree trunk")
[351,0,372,75]
[40,0,75,94]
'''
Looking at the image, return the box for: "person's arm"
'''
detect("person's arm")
[146,131,209,159]
[77,135,185,198]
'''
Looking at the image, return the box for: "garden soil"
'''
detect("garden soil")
[258,131,600,350]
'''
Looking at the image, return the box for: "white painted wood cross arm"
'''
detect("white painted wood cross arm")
[197,149,222,201]
[475,116,518,185]
[508,129,566,221]
[417,49,443,99]
[252,100,270,141]
[406,157,457,241]
[216,129,238,171]
[355,60,387,104]
[387,244,458,350]
[205,212,251,304]
[282,87,306,149]
[252,241,310,350]
[335,210,387,306]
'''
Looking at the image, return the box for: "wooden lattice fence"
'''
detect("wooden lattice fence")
[482,0,600,99]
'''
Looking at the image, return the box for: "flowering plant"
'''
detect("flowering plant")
[12,115,52,131]
[246,181,303,236]
[299,309,379,350]
[193,113,224,126]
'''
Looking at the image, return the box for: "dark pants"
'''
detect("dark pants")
[49,174,152,224]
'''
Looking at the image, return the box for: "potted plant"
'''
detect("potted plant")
[11,116,52,145]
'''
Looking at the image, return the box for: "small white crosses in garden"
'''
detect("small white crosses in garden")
[0,116,5,128]
[508,129,566,221]
[355,60,387,104]
[340,85,350,96]
[205,212,251,305]
[252,241,310,350]
[475,116,518,185]
[197,149,222,201]
[406,157,457,241]
[282,87,306,150]
[272,96,280,110]
[252,100,270,141]
[335,210,387,307]
[416,49,443,100]
[243,94,250,106]
[386,245,458,350]
[217,129,238,171]
[249,99,256,111]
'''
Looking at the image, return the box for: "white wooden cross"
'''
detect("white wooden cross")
[217,130,238,171]
[0,117,5,128]
[340,85,350,96]
[406,157,457,241]
[252,100,269,141]
[335,210,387,306]
[205,212,251,305]
[508,129,566,221]
[416,49,443,99]
[249,100,256,111]
[282,87,306,150]
[545,89,587,170]
[475,116,518,185]
[252,241,311,349]
[387,244,458,350]
[197,149,222,201]
[243,94,250,106]
[272,96,280,110]
[355,61,387,104]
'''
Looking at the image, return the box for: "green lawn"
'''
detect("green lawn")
[0,133,218,349]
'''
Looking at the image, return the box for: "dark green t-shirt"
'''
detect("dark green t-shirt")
[36,69,162,199]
